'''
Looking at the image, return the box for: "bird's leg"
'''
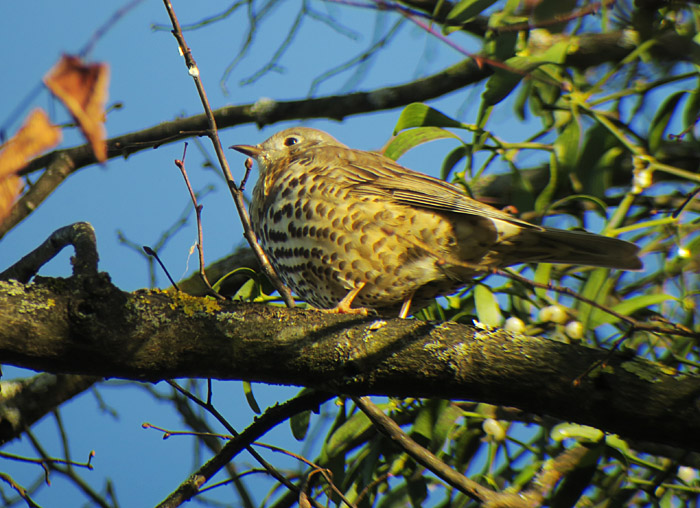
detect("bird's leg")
[398,291,415,319]
[321,282,371,315]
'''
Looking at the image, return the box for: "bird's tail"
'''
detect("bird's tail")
[504,226,643,270]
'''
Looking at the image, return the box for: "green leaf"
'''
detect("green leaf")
[577,268,613,329]
[411,402,435,446]
[393,103,466,133]
[540,40,571,64]
[551,422,604,442]
[482,67,523,107]
[325,409,373,458]
[591,293,675,327]
[683,87,700,137]
[534,151,558,212]
[546,194,609,220]
[431,402,463,452]
[231,277,259,302]
[649,90,685,153]
[383,127,461,161]
[489,27,518,61]
[453,426,483,471]
[554,116,581,173]
[576,122,616,197]
[290,409,311,441]
[212,266,257,293]
[605,434,662,470]
[242,381,261,414]
[440,145,468,181]
[604,434,632,459]
[482,56,540,107]
[474,284,502,327]
[446,0,499,26]
[533,263,552,299]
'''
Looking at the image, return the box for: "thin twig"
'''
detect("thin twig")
[156,387,333,508]
[164,380,299,501]
[0,450,94,474]
[142,246,180,290]
[144,427,356,508]
[79,0,146,58]
[672,185,700,218]
[396,7,565,89]
[24,430,110,508]
[240,157,253,191]
[0,472,42,508]
[335,0,565,89]
[196,468,269,496]
[163,380,326,508]
[253,442,357,508]
[141,383,256,508]
[351,396,508,505]
[174,143,223,299]
[573,328,635,386]
[161,0,295,308]
[355,472,392,506]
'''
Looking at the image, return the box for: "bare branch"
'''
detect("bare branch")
[0,222,98,282]
[156,390,333,508]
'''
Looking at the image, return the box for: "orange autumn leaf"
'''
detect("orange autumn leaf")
[0,108,62,223]
[0,175,22,224]
[44,54,109,162]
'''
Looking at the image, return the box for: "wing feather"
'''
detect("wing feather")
[301,146,540,230]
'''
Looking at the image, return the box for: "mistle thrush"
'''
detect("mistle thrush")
[231,127,641,318]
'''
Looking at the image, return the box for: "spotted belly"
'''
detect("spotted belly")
[253,183,470,312]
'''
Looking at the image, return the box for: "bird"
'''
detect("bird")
[231,127,642,318]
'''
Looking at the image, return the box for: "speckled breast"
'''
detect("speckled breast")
[250,164,474,312]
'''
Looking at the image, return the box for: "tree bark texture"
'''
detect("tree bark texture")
[1,274,699,451]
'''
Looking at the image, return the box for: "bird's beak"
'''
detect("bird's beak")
[229,144,262,158]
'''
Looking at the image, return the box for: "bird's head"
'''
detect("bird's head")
[230,127,344,174]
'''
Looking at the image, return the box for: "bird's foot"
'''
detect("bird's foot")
[321,282,374,315]
[320,305,373,316]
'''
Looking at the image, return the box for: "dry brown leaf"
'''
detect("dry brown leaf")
[0,174,22,224]
[44,54,109,162]
[0,108,62,178]
[0,108,62,223]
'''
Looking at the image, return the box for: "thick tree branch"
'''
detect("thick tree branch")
[0,153,75,240]
[0,222,98,283]
[0,275,699,452]
[0,374,99,445]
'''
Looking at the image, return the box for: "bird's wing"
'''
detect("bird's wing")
[311,146,541,230]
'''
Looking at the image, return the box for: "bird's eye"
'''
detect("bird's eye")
[284,137,299,146]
